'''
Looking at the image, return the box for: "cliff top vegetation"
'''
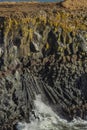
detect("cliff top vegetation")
[0,0,86,17]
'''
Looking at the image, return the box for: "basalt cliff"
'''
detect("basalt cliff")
[0,0,87,129]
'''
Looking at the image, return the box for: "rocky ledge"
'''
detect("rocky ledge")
[0,0,87,129]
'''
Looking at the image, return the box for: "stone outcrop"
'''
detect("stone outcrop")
[0,0,87,129]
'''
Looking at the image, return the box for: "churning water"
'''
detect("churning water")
[17,95,87,130]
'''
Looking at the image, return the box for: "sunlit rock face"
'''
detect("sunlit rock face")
[0,1,87,129]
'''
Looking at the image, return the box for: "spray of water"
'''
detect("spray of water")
[17,95,87,130]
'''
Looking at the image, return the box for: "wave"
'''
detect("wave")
[17,95,87,130]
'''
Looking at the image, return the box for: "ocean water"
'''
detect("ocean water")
[17,95,87,130]
[0,0,63,2]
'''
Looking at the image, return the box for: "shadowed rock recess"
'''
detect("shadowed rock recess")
[0,0,87,129]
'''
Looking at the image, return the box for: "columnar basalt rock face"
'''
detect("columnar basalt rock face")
[0,1,87,129]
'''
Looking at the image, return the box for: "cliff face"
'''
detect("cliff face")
[1,5,87,67]
[0,1,87,129]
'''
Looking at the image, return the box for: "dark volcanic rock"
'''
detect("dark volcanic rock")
[0,0,87,129]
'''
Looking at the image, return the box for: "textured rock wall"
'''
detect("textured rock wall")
[1,10,87,67]
[0,1,87,129]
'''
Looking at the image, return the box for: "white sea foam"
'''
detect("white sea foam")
[17,95,87,130]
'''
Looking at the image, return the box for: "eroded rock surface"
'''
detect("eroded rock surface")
[0,0,87,129]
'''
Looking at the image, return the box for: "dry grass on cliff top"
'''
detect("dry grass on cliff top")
[0,0,86,17]
[0,2,58,17]
[62,0,87,10]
